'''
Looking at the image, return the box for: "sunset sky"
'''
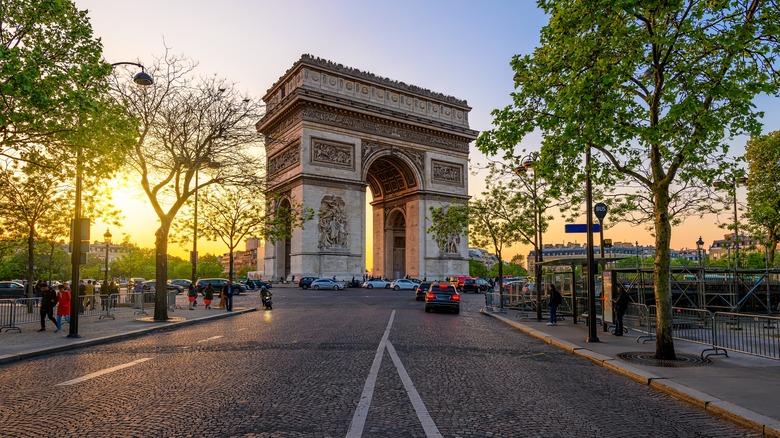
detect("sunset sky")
[75,0,780,263]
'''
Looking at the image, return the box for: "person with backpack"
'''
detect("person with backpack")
[203,283,214,309]
[546,284,562,326]
[613,285,630,336]
[188,283,198,310]
[38,283,58,332]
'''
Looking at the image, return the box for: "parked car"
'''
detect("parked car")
[195,278,243,295]
[414,282,432,301]
[298,276,318,289]
[390,279,418,291]
[246,279,273,290]
[0,281,25,299]
[310,278,345,290]
[170,279,192,290]
[141,281,184,295]
[461,278,491,293]
[362,279,390,289]
[424,283,461,314]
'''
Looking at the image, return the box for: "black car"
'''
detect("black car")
[246,279,272,290]
[461,278,491,294]
[424,283,461,314]
[298,276,318,289]
[0,281,25,299]
[195,278,243,295]
[414,282,431,301]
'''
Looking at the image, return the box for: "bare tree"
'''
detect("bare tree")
[111,51,264,321]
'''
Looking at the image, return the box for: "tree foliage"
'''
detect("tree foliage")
[744,131,780,265]
[478,1,780,360]
[111,51,265,320]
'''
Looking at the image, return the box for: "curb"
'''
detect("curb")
[0,307,257,365]
[481,308,776,436]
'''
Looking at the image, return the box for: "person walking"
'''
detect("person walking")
[56,284,71,330]
[222,281,234,312]
[546,284,562,326]
[613,284,630,336]
[188,283,198,310]
[203,283,214,309]
[38,283,58,332]
[83,280,95,311]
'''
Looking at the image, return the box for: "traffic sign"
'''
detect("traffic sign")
[594,203,607,221]
[565,224,601,233]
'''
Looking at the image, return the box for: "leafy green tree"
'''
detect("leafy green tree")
[196,253,224,278]
[479,1,780,360]
[469,259,488,278]
[745,131,780,266]
[111,52,264,321]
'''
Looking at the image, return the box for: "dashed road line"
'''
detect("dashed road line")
[197,335,224,343]
[55,358,152,386]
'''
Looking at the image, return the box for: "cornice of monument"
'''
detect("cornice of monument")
[265,54,470,108]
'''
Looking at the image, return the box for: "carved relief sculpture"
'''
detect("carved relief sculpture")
[437,232,460,254]
[311,139,354,168]
[318,195,349,250]
[432,160,463,186]
[268,143,301,176]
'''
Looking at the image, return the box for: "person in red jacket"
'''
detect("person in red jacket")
[56,284,71,332]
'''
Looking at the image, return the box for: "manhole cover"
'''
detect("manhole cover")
[617,351,711,367]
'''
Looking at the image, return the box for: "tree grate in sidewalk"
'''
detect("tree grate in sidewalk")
[617,351,711,367]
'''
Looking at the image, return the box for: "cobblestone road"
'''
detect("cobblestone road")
[0,289,756,437]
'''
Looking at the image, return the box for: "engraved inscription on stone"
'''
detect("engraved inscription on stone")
[318,195,348,250]
[311,139,354,169]
[268,143,300,176]
[431,160,463,186]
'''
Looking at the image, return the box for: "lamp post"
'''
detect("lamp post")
[516,152,544,321]
[714,172,747,303]
[697,236,704,308]
[68,62,152,338]
[103,229,112,284]
[585,145,599,343]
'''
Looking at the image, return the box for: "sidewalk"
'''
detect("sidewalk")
[0,294,257,364]
[482,307,780,437]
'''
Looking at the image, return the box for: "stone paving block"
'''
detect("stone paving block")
[707,400,776,434]
[602,359,661,384]
[649,378,719,409]
[572,348,612,365]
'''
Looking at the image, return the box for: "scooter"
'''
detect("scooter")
[261,290,273,310]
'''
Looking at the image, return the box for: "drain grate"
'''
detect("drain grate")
[617,351,711,368]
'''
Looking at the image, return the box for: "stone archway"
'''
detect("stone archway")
[257,55,477,281]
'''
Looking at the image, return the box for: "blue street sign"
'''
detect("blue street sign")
[565,223,601,233]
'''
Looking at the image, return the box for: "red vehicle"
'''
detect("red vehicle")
[448,275,472,290]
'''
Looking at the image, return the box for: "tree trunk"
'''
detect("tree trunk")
[26,228,35,298]
[154,223,170,321]
[653,187,676,360]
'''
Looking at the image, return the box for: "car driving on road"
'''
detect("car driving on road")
[310,279,345,290]
[390,279,419,291]
[362,279,390,289]
[424,282,461,314]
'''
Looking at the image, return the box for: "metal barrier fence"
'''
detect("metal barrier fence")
[712,312,780,360]
[0,298,42,332]
[625,305,780,361]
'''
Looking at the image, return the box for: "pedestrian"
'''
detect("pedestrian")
[133,280,143,308]
[101,280,110,311]
[38,283,58,332]
[203,283,214,309]
[613,284,630,336]
[188,283,198,310]
[546,284,562,326]
[56,284,71,329]
[222,281,234,311]
[83,280,95,310]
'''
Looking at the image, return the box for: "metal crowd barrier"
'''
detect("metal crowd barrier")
[0,298,42,332]
[0,298,19,332]
[484,292,505,313]
[712,312,780,360]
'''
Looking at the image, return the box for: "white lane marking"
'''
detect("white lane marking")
[386,341,442,438]
[197,335,223,343]
[55,358,152,386]
[346,310,395,438]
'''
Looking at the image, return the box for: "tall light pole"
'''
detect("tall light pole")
[697,236,704,308]
[714,172,747,304]
[103,229,112,285]
[68,62,152,338]
[516,152,544,321]
[585,145,599,343]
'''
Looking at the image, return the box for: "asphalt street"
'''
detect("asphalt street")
[0,288,755,437]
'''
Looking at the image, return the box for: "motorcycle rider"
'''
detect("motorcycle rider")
[260,285,272,309]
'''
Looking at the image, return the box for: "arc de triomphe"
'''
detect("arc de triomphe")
[257,55,478,281]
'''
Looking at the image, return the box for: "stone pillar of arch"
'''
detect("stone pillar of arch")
[257,55,477,282]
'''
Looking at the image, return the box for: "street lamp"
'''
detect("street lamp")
[515,151,544,321]
[584,145,599,343]
[68,62,152,339]
[713,174,747,269]
[696,236,705,308]
[696,236,704,270]
[103,229,112,285]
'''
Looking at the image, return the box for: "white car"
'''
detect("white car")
[362,279,390,289]
[390,279,418,291]
[310,279,345,290]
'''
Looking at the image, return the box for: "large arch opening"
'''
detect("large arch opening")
[364,154,419,279]
[278,198,292,279]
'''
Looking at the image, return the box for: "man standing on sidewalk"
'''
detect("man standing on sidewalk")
[222,281,233,312]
